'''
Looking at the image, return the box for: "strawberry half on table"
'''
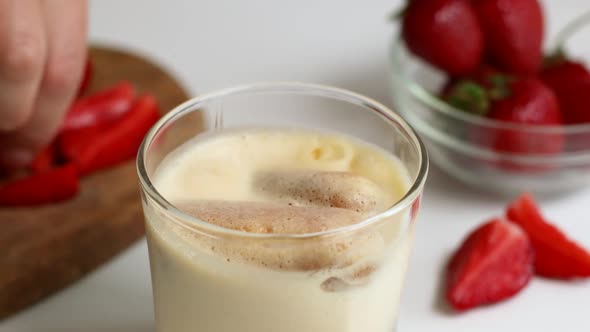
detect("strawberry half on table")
[446,218,534,311]
[402,0,483,75]
[507,193,590,279]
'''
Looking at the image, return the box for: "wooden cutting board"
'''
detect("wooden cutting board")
[0,45,196,320]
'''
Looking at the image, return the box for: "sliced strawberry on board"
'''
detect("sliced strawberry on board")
[473,0,544,75]
[57,124,103,164]
[30,144,57,174]
[0,164,79,207]
[66,95,161,176]
[506,193,590,279]
[62,81,136,132]
[402,0,483,75]
[446,218,534,311]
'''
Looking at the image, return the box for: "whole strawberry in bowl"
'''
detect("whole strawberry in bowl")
[401,0,483,75]
[391,0,590,194]
[446,73,565,171]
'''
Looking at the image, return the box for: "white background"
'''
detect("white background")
[3,0,590,331]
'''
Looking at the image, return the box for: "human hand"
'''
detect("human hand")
[0,0,87,169]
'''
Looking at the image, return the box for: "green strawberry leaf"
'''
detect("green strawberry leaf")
[446,80,490,115]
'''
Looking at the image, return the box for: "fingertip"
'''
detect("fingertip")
[0,28,46,84]
[0,107,34,132]
[43,51,84,98]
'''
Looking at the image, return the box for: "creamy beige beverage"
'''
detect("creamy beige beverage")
[145,128,416,332]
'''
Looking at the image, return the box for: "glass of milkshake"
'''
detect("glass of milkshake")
[137,83,428,332]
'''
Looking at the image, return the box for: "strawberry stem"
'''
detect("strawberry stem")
[552,10,590,55]
[389,1,408,21]
[543,49,567,68]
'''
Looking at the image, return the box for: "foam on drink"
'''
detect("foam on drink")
[146,128,415,332]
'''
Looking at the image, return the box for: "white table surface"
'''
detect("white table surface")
[3,0,590,331]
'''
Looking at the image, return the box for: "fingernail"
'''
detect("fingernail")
[0,148,33,169]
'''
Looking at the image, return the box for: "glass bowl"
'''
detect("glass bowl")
[389,37,590,195]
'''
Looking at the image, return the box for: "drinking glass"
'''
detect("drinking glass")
[137,82,428,332]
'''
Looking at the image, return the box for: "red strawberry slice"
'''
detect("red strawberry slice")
[541,60,590,124]
[473,0,544,75]
[506,193,590,279]
[402,0,483,75]
[30,144,56,174]
[69,95,161,176]
[446,218,534,311]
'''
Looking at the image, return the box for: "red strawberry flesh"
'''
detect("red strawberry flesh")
[507,193,590,279]
[446,218,534,311]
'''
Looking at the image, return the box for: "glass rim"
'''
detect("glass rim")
[389,35,590,135]
[136,82,429,240]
